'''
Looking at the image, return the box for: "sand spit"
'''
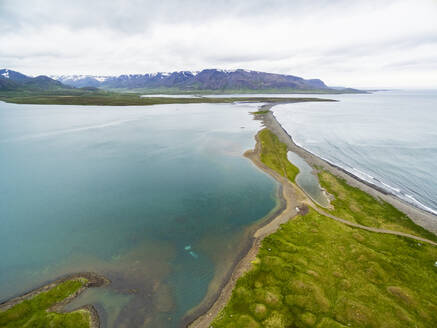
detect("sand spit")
[189,104,437,328]
[188,134,305,328]
[263,110,437,235]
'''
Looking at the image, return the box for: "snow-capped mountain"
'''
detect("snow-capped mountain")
[49,69,329,91]
[0,69,69,91]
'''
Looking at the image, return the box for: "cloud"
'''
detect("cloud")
[1,0,437,87]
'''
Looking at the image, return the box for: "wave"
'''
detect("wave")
[275,119,437,216]
[306,146,437,215]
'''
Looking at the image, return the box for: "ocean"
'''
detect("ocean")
[273,90,437,217]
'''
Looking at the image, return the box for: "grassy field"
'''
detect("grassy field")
[0,90,335,106]
[258,129,299,183]
[318,170,437,242]
[0,279,90,328]
[251,110,271,115]
[211,128,437,328]
[211,208,437,328]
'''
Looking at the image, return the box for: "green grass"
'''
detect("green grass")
[0,279,90,328]
[212,208,437,328]
[0,90,335,106]
[212,131,437,327]
[251,110,270,115]
[258,129,299,182]
[318,170,437,242]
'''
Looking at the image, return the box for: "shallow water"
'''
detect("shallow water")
[0,101,276,327]
[287,151,329,207]
[273,90,437,217]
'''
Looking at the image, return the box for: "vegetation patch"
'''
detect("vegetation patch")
[251,110,270,115]
[318,170,437,242]
[212,132,436,327]
[0,279,90,328]
[258,129,299,182]
[211,208,437,328]
[0,90,334,106]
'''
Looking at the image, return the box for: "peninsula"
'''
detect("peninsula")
[189,107,437,328]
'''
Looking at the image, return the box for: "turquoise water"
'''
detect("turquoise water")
[274,90,437,217]
[0,102,277,327]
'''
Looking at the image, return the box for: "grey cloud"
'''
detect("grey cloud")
[1,0,436,87]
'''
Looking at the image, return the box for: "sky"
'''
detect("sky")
[1,0,437,88]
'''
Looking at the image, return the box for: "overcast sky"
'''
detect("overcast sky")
[1,0,436,88]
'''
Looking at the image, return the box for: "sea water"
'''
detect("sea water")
[0,101,277,327]
[273,90,437,217]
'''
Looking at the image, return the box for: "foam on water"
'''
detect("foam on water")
[273,90,437,217]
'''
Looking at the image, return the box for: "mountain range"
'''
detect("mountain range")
[1,68,361,93]
[49,69,330,91]
[0,69,68,91]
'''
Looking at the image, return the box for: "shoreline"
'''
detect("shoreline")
[0,272,109,328]
[3,100,435,327]
[188,103,437,327]
[181,184,286,327]
[187,133,305,328]
[263,109,437,235]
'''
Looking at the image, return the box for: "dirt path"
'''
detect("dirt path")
[307,200,437,246]
[262,110,437,235]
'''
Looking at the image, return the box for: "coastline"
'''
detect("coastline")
[3,99,435,327]
[263,110,437,235]
[181,184,285,327]
[0,272,109,328]
[188,134,305,328]
[189,103,437,328]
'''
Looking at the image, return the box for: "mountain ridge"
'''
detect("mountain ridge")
[0,69,70,91]
[1,68,364,93]
[49,69,330,91]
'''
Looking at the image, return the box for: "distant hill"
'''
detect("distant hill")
[0,69,71,91]
[0,68,364,94]
[50,69,359,93]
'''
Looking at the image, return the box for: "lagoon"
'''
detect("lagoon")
[0,101,277,327]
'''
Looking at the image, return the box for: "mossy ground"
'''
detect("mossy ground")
[252,110,270,115]
[211,208,437,328]
[258,129,299,183]
[0,279,90,328]
[318,170,437,242]
[211,129,437,328]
